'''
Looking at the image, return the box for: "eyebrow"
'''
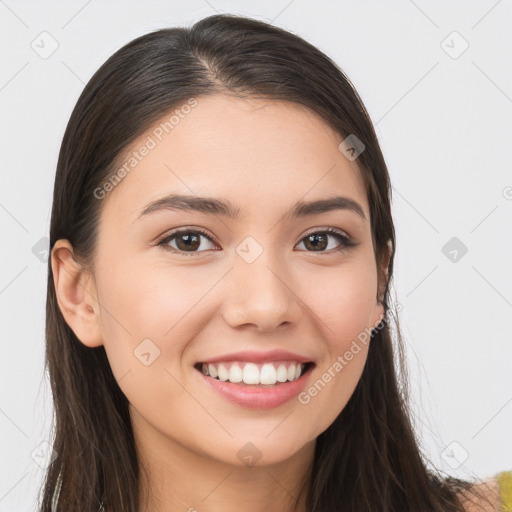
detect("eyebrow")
[137,193,366,221]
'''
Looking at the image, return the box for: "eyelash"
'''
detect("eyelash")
[155,227,357,257]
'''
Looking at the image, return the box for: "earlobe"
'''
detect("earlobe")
[51,239,103,348]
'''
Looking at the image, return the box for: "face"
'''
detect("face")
[84,94,385,468]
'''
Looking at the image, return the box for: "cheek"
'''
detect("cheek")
[298,342,369,444]
[93,257,207,431]
[304,256,379,349]
[94,253,223,380]
[293,257,377,434]
[97,252,203,333]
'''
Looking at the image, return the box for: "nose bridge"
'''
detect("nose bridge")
[222,236,301,330]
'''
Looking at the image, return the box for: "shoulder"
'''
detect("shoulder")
[460,479,500,511]
[457,472,511,512]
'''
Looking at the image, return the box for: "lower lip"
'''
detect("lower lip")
[197,365,313,409]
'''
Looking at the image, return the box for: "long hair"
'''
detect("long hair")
[40,13,486,511]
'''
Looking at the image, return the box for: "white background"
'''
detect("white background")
[1,1,511,510]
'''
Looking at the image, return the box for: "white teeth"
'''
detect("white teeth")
[217,364,229,381]
[228,364,243,383]
[276,364,288,382]
[243,363,260,384]
[208,364,218,379]
[200,361,307,385]
[260,363,277,385]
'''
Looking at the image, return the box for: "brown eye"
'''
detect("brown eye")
[296,229,356,253]
[157,227,356,257]
[158,229,217,255]
[174,232,201,251]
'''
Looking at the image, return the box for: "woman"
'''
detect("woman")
[40,13,510,512]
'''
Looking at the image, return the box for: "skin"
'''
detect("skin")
[461,480,501,512]
[52,94,391,511]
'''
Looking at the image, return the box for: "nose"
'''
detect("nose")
[221,255,302,332]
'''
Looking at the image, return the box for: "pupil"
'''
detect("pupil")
[306,233,327,251]
[175,232,330,252]
[178,233,200,251]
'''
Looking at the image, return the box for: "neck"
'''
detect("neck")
[132,410,315,512]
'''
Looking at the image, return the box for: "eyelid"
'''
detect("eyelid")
[155,226,219,248]
[155,225,356,255]
[296,227,357,253]
[301,226,351,240]
[156,226,351,242]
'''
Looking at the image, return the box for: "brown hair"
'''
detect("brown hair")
[41,13,489,511]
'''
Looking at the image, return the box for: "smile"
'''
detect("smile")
[194,360,315,409]
[196,360,312,386]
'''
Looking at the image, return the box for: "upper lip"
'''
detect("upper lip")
[199,349,314,365]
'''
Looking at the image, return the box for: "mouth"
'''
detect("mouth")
[193,361,316,387]
[192,349,317,409]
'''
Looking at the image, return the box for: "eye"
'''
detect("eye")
[156,228,218,256]
[295,228,357,254]
[156,227,357,256]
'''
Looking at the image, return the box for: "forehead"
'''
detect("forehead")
[101,94,369,223]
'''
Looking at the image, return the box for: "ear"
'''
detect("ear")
[372,239,392,327]
[51,239,103,347]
